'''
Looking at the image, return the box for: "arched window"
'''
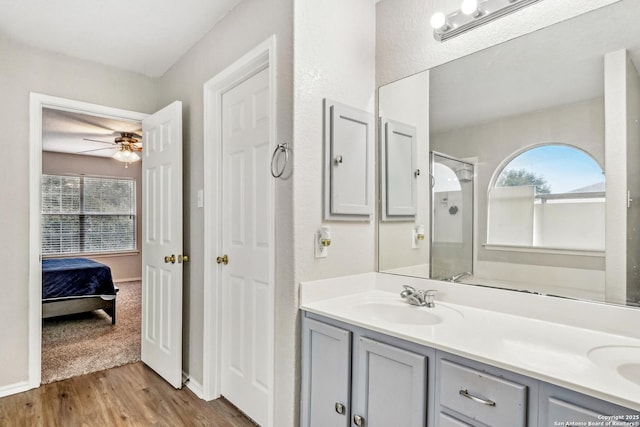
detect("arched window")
[487,144,605,251]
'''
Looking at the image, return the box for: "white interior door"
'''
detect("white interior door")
[141,101,184,389]
[220,66,272,425]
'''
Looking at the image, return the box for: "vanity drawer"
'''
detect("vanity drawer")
[439,412,473,427]
[440,359,528,426]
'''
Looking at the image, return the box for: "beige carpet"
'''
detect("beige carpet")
[41,280,141,384]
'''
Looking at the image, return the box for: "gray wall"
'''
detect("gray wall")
[42,151,143,282]
[157,0,295,424]
[0,33,159,389]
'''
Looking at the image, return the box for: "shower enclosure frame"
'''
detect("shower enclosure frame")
[429,151,475,281]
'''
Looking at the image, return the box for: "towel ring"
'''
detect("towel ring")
[270,143,289,178]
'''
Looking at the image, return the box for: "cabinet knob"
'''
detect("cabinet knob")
[353,414,365,426]
[335,402,345,415]
[335,155,343,165]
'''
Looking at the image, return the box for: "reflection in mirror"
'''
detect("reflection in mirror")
[488,144,605,251]
[378,0,640,307]
[431,153,474,281]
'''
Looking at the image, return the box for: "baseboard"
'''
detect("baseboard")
[0,380,32,398]
[182,371,205,399]
[114,277,142,283]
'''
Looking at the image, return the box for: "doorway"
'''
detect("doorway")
[202,37,276,427]
[29,95,185,391]
[39,107,143,383]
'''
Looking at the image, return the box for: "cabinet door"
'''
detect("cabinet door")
[323,99,374,220]
[539,382,640,426]
[301,317,352,427]
[352,337,427,427]
[380,118,417,220]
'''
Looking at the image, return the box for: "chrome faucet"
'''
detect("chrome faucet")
[443,272,472,283]
[400,285,438,308]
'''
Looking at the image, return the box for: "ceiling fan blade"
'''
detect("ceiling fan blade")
[82,138,117,145]
[76,147,117,154]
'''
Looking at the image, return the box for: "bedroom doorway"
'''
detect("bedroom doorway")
[28,94,185,391]
[39,107,144,383]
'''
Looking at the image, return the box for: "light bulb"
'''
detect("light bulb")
[430,12,447,30]
[461,0,479,15]
[113,148,141,163]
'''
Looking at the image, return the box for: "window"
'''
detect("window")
[41,174,136,255]
[487,144,605,251]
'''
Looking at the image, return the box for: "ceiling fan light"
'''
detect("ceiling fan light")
[113,147,140,163]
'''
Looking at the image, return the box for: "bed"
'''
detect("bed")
[42,258,118,324]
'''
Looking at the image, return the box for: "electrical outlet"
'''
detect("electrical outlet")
[315,233,328,258]
[196,189,204,208]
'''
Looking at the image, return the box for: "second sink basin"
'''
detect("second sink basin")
[351,302,451,325]
[587,345,640,386]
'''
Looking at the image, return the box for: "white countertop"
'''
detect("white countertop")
[300,273,640,411]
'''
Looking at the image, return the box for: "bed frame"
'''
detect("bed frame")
[42,258,119,325]
[42,292,117,325]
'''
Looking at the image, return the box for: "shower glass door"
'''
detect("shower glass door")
[430,152,474,281]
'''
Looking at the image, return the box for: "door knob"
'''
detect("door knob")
[216,254,229,265]
[178,255,189,263]
[164,254,176,264]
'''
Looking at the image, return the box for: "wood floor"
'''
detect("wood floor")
[0,362,257,427]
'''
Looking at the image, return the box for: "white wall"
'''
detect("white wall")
[42,151,143,282]
[626,55,640,304]
[157,0,295,424]
[0,34,159,392]
[378,71,430,275]
[293,0,376,280]
[605,49,640,305]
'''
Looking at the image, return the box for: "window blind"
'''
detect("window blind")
[41,174,136,255]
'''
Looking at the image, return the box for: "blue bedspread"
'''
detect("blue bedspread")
[42,258,116,300]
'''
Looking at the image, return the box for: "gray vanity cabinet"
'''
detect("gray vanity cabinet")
[435,352,538,427]
[301,317,352,427]
[301,311,640,427]
[539,383,640,426]
[351,336,428,427]
[301,314,431,427]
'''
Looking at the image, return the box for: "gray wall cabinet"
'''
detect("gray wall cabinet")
[323,99,374,221]
[380,118,418,220]
[301,311,640,427]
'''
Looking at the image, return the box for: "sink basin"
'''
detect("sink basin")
[351,303,444,325]
[587,345,640,386]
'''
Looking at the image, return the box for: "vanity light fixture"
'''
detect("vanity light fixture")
[431,0,543,42]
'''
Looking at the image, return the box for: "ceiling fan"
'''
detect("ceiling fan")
[80,132,143,166]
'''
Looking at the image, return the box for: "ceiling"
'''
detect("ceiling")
[42,108,142,158]
[0,0,243,77]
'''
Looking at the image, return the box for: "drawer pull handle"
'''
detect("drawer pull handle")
[459,389,496,406]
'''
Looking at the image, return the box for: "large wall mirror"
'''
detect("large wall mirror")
[378,0,640,307]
